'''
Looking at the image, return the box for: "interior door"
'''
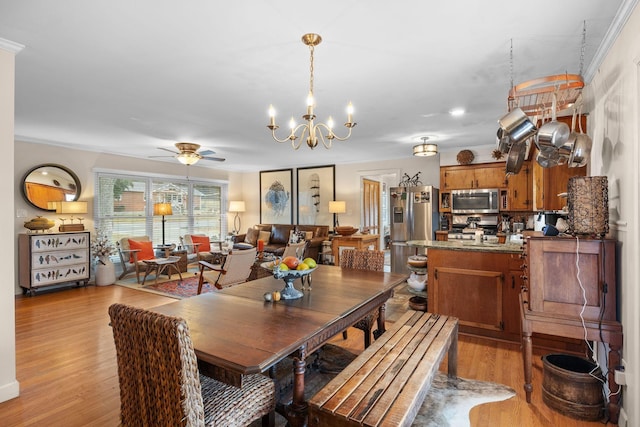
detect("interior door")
[362,178,380,237]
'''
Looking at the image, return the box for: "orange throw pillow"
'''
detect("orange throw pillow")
[128,239,154,262]
[191,235,211,252]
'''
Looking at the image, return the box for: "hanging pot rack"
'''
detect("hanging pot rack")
[508,73,584,116]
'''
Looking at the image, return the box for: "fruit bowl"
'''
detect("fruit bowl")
[261,261,317,299]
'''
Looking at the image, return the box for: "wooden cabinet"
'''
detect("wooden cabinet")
[427,247,521,342]
[440,163,506,191]
[504,160,532,211]
[532,115,587,211]
[18,232,91,295]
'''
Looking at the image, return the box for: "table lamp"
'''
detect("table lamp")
[229,201,245,234]
[153,203,173,246]
[57,201,88,232]
[329,201,346,228]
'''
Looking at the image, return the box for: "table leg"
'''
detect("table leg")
[141,264,154,286]
[285,345,309,427]
[523,331,533,403]
[374,303,387,339]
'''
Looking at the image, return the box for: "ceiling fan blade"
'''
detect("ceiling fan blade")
[158,147,179,154]
[149,155,175,159]
[199,149,217,156]
[201,156,226,162]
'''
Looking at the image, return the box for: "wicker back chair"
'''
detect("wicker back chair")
[197,247,257,294]
[108,303,275,427]
[340,249,386,348]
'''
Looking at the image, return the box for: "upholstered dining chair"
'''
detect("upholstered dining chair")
[281,240,308,259]
[340,248,386,348]
[108,303,275,427]
[197,247,257,294]
[116,235,154,283]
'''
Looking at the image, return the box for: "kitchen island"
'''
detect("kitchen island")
[409,239,524,342]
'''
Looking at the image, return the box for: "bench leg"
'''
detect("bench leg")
[523,331,533,403]
[448,322,458,378]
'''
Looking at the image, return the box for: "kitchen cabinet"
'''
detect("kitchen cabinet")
[532,115,587,211]
[503,160,532,211]
[427,247,521,342]
[18,231,91,295]
[440,162,506,190]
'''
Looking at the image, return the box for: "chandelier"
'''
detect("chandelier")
[413,137,438,157]
[268,33,356,149]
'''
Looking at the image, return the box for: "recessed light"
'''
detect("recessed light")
[449,108,465,117]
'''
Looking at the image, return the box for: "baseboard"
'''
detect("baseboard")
[0,379,20,403]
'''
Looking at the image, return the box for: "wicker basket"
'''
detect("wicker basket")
[567,176,609,238]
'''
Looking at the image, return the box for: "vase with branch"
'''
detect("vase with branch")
[91,231,116,285]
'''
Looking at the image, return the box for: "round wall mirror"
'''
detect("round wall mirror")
[21,164,82,211]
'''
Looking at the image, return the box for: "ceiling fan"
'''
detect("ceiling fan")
[151,142,225,165]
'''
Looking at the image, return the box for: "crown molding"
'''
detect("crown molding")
[0,38,25,54]
[584,0,639,82]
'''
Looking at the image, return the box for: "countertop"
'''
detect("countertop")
[406,239,524,254]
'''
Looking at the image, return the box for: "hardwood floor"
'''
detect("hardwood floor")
[2,284,612,426]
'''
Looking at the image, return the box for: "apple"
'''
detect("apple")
[303,258,317,268]
[282,256,300,269]
[296,263,309,271]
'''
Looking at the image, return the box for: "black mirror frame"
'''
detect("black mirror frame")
[21,163,82,211]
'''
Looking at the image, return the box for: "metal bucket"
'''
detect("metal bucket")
[542,354,604,421]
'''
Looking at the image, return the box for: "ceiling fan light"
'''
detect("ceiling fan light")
[413,143,438,157]
[177,152,201,165]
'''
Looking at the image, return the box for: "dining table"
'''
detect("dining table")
[150,264,408,427]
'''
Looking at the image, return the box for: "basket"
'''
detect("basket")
[567,176,609,238]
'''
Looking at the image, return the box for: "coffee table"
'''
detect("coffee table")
[140,256,183,286]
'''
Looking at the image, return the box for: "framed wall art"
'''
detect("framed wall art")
[296,164,335,225]
[259,168,293,224]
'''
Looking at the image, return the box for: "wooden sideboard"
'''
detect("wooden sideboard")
[520,236,622,423]
[331,234,379,266]
[18,231,91,295]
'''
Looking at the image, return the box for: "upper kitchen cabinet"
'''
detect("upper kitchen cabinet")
[532,115,587,211]
[503,160,532,211]
[440,162,506,190]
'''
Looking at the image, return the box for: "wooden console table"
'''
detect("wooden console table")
[520,237,622,424]
[331,234,379,266]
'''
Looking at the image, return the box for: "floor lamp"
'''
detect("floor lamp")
[229,201,245,235]
[153,203,173,246]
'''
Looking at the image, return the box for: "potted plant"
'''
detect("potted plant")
[91,230,116,286]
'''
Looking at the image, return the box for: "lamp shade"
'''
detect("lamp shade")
[413,143,438,156]
[56,201,87,214]
[328,201,346,214]
[229,201,246,213]
[153,203,173,216]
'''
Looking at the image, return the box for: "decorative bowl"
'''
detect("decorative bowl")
[409,296,428,311]
[335,226,357,236]
[407,255,427,268]
[407,273,427,292]
[261,261,317,299]
[24,216,55,232]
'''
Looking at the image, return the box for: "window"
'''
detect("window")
[95,172,227,246]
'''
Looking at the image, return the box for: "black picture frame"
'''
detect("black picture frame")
[296,164,335,225]
[259,168,293,224]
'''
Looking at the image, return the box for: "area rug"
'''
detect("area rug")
[114,270,217,299]
[254,344,515,427]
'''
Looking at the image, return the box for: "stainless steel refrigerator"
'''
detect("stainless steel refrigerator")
[389,185,439,274]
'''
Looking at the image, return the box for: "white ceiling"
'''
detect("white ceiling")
[0,0,633,172]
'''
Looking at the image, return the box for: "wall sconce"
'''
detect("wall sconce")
[228,201,246,234]
[56,201,88,232]
[328,201,346,228]
[153,203,173,246]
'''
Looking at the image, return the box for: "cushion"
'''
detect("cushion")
[271,225,295,245]
[305,231,314,240]
[128,239,154,262]
[258,231,271,243]
[191,235,211,252]
[244,228,260,246]
[234,242,254,250]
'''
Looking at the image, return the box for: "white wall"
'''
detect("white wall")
[584,3,640,424]
[0,43,20,403]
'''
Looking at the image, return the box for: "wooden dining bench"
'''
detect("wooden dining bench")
[309,310,458,427]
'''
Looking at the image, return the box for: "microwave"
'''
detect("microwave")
[451,188,500,214]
